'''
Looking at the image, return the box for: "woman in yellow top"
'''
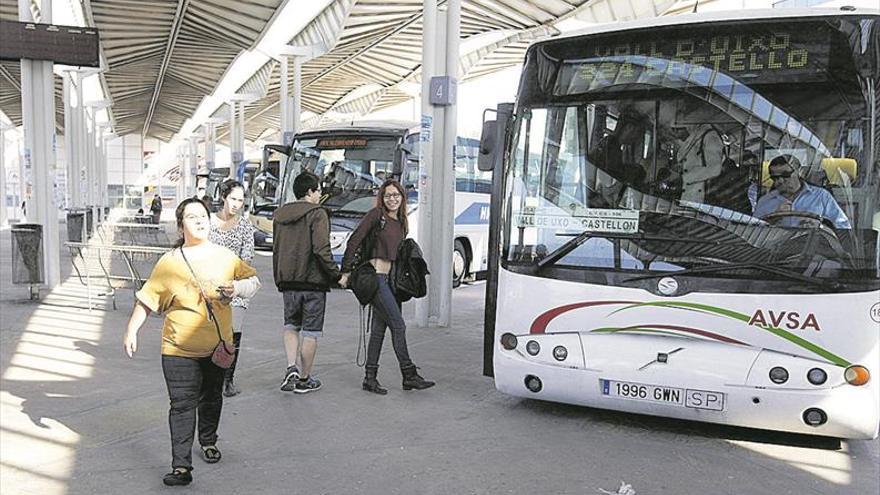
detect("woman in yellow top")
[123,197,261,486]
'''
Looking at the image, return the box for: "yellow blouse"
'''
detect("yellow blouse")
[136,245,257,358]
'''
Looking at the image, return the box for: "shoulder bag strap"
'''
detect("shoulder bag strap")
[179,248,225,343]
[358,212,385,267]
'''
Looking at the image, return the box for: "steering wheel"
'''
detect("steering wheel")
[763,211,852,267]
[762,211,836,234]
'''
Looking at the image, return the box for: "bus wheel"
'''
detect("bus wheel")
[453,239,468,288]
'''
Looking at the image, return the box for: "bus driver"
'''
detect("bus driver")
[752,155,851,229]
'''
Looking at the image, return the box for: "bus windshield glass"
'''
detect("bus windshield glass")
[506,17,879,289]
[279,135,399,209]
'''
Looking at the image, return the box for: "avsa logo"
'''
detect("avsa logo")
[748,309,821,332]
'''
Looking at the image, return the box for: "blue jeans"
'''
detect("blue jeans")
[161,355,225,470]
[367,274,413,369]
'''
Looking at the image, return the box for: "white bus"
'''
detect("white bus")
[264,121,491,286]
[478,9,880,439]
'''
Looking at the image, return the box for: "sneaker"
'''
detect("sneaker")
[293,376,322,394]
[280,366,300,392]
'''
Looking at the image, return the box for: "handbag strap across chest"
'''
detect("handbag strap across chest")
[179,248,225,343]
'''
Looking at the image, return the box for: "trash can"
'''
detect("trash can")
[67,211,86,242]
[11,224,44,286]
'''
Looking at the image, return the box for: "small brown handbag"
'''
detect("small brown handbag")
[180,248,236,369]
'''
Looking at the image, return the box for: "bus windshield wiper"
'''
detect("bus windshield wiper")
[622,262,836,288]
[536,231,718,270]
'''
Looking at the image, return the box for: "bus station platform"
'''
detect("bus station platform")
[1,225,878,495]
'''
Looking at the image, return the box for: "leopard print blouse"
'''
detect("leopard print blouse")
[209,214,256,308]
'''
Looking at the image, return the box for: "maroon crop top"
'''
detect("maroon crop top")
[341,207,405,272]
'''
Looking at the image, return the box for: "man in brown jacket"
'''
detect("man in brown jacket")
[272,171,341,393]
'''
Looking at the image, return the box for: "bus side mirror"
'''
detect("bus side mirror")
[478,119,498,171]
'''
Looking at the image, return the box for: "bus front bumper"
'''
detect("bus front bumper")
[493,338,879,440]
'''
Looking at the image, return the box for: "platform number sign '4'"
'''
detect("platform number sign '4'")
[429,76,457,106]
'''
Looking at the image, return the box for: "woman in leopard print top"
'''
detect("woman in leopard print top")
[209,179,257,397]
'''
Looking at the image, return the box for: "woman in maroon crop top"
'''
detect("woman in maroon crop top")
[340,180,435,395]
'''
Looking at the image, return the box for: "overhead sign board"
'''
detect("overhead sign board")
[0,20,100,67]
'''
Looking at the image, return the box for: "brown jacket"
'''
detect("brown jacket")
[272,201,341,292]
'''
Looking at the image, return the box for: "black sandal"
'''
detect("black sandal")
[201,445,222,464]
[163,468,192,486]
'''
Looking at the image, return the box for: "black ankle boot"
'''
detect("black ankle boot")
[401,365,435,390]
[363,365,388,395]
[223,332,242,397]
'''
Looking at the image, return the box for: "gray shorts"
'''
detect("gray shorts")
[282,290,326,338]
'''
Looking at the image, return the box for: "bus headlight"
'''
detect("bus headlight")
[769,366,789,384]
[844,365,870,386]
[552,346,568,361]
[500,333,517,350]
[526,340,540,356]
[806,368,827,385]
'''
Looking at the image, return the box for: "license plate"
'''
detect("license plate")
[600,379,725,411]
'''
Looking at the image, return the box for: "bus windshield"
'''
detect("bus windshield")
[279,135,399,209]
[506,16,879,289]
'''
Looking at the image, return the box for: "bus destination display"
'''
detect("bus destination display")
[554,28,830,94]
[316,137,368,149]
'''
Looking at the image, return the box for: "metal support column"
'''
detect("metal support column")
[188,136,198,198]
[0,125,8,227]
[63,74,74,211]
[436,0,459,326]
[85,100,110,222]
[19,0,61,288]
[175,145,184,202]
[88,106,98,223]
[237,101,246,178]
[204,120,216,170]
[280,56,292,146]
[74,72,86,208]
[416,0,458,327]
[292,57,302,140]
[416,0,437,327]
[229,101,241,178]
[99,124,112,211]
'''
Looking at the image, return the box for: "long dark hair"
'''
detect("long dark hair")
[219,179,244,200]
[375,179,408,235]
[173,197,211,248]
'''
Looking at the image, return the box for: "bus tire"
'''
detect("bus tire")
[453,239,469,288]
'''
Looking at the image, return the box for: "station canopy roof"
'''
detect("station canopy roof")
[0,0,675,142]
